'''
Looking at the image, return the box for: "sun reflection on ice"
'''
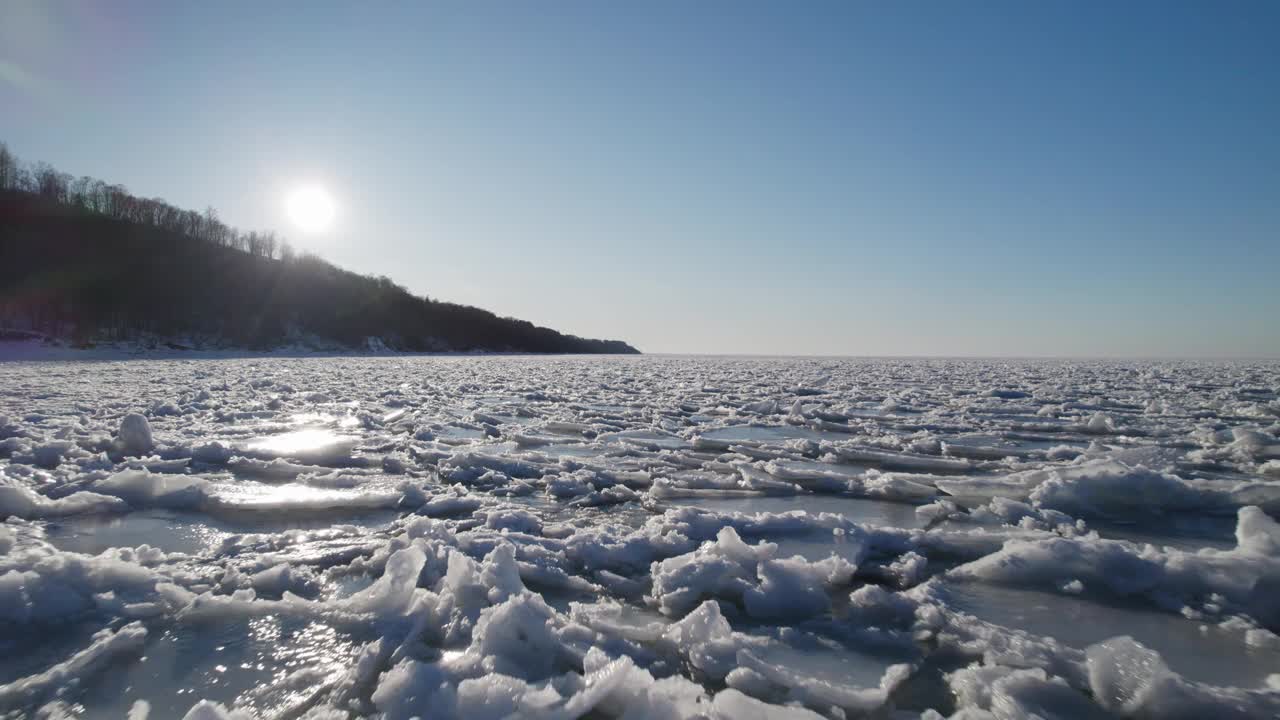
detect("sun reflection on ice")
[289,412,336,425]
[247,428,353,456]
[213,481,357,509]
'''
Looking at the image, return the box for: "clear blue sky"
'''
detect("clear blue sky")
[3,1,1278,356]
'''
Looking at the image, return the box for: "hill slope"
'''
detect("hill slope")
[0,189,638,355]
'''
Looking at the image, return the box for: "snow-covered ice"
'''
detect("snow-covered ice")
[1,355,1279,718]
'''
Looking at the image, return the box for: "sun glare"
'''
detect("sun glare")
[286,185,336,233]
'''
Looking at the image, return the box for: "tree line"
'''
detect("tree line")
[0,141,638,354]
[0,142,291,261]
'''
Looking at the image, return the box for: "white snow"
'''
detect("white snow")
[1,356,1278,717]
[0,473,128,519]
[649,526,856,620]
[0,622,147,712]
[117,413,155,457]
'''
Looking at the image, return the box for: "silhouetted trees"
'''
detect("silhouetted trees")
[0,142,286,260]
[0,141,638,354]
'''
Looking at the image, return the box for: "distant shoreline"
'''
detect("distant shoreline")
[0,339,644,362]
[0,182,640,357]
[5,341,1272,364]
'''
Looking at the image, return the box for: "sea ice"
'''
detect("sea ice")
[0,356,1277,717]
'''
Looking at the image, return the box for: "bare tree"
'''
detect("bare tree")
[1,140,314,267]
[0,142,16,190]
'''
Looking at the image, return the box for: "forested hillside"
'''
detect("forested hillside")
[0,143,638,354]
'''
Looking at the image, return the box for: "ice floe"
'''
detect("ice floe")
[1,356,1278,717]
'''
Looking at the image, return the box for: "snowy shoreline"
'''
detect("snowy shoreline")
[0,339,639,363]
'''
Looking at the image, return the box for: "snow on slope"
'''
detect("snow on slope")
[0,356,1278,718]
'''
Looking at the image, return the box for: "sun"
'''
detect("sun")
[286,185,336,233]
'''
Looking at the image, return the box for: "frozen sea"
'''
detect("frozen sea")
[1,355,1279,719]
